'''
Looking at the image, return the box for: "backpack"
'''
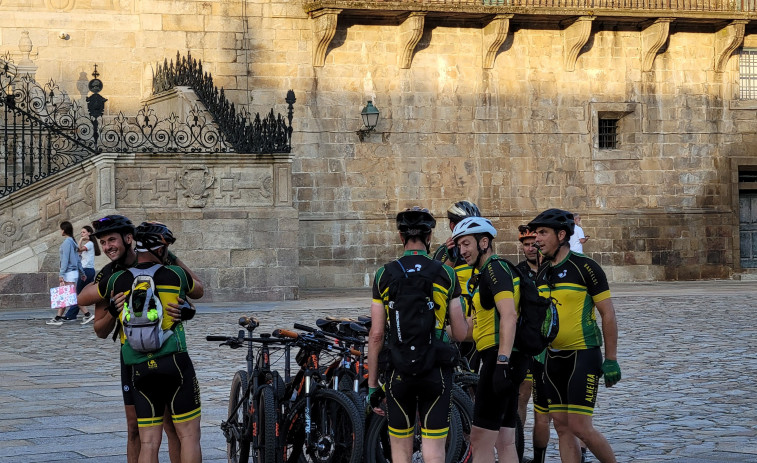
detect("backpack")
[121,264,173,353]
[498,258,560,356]
[383,258,444,376]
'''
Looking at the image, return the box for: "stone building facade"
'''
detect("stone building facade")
[2,1,757,306]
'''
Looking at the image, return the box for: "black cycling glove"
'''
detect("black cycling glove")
[492,362,513,396]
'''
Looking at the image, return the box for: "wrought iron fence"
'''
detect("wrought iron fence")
[153,51,296,154]
[1,53,296,199]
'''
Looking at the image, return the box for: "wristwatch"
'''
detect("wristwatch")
[497,354,509,363]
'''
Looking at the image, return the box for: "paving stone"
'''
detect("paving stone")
[2,282,757,461]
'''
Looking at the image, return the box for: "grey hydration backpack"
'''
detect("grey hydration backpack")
[121,264,172,353]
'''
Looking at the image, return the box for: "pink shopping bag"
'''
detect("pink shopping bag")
[50,284,77,309]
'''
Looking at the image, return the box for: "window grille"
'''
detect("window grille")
[740,48,757,100]
[598,119,618,149]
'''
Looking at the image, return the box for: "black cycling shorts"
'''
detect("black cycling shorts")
[530,359,548,415]
[473,348,528,431]
[120,350,135,407]
[544,347,602,415]
[131,352,202,427]
[385,366,453,440]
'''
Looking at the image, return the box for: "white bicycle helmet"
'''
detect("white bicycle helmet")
[451,216,497,242]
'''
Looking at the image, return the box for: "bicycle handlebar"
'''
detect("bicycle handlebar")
[206,335,229,342]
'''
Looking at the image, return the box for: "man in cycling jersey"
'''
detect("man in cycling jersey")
[78,215,191,463]
[451,217,525,463]
[433,200,481,369]
[515,225,551,463]
[101,221,204,463]
[528,209,620,463]
[367,206,468,463]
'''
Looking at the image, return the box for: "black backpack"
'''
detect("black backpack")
[383,258,444,376]
[497,258,559,356]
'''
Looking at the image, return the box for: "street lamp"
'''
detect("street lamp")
[357,100,380,142]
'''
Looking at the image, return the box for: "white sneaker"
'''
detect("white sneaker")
[46,317,63,326]
[81,313,95,325]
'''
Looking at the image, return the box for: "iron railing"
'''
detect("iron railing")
[153,51,296,154]
[1,53,297,199]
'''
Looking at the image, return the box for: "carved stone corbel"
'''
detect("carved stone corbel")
[311,8,341,67]
[714,20,748,73]
[399,12,426,69]
[641,18,674,72]
[482,14,513,69]
[563,16,595,72]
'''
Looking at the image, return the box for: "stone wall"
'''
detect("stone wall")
[2,1,756,300]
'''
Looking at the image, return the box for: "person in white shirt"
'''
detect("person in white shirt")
[569,213,589,254]
[62,225,101,323]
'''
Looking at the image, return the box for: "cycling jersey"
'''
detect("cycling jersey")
[533,252,610,351]
[468,256,521,352]
[99,262,194,365]
[433,244,476,300]
[515,260,537,284]
[372,250,461,337]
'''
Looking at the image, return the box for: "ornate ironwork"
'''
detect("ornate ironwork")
[153,51,295,154]
[1,52,297,199]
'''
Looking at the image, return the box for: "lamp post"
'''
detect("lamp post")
[357,100,379,142]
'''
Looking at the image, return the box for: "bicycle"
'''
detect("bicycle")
[207,316,287,463]
[274,324,365,463]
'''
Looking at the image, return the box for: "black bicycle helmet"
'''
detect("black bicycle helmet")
[447,201,481,223]
[528,208,575,237]
[135,221,176,252]
[92,215,135,238]
[396,206,436,236]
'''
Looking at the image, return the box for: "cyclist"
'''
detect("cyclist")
[451,216,526,463]
[528,209,620,463]
[433,200,481,370]
[367,206,468,463]
[514,225,550,463]
[77,216,186,463]
[100,221,204,463]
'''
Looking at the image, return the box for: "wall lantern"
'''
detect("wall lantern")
[357,100,380,142]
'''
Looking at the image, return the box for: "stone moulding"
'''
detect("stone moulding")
[641,18,674,72]
[311,8,342,67]
[563,16,595,72]
[399,12,426,69]
[714,19,748,73]
[483,14,513,70]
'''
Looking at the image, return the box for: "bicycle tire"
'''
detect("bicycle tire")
[229,370,252,463]
[283,388,364,463]
[363,405,464,463]
[451,384,473,463]
[257,385,279,463]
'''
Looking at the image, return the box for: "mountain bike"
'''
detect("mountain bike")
[208,316,287,463]
[274,324,364,463]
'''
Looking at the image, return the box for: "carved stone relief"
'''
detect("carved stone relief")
[45,0,75,11]
[180,166,215,208]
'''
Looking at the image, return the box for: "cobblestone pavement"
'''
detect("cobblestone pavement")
[1,281,757,463]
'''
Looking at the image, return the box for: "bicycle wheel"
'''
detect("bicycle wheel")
[283,388,364,463]
[451,384,473,463]
[229,370,252,463]
[257,384,279,463]
[364,406,464,463]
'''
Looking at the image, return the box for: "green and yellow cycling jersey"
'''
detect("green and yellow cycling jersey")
[469,255,521,352]
[534,251,610,351]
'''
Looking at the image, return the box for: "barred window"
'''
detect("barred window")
[740,48,757,100]
[598,118,618,149]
